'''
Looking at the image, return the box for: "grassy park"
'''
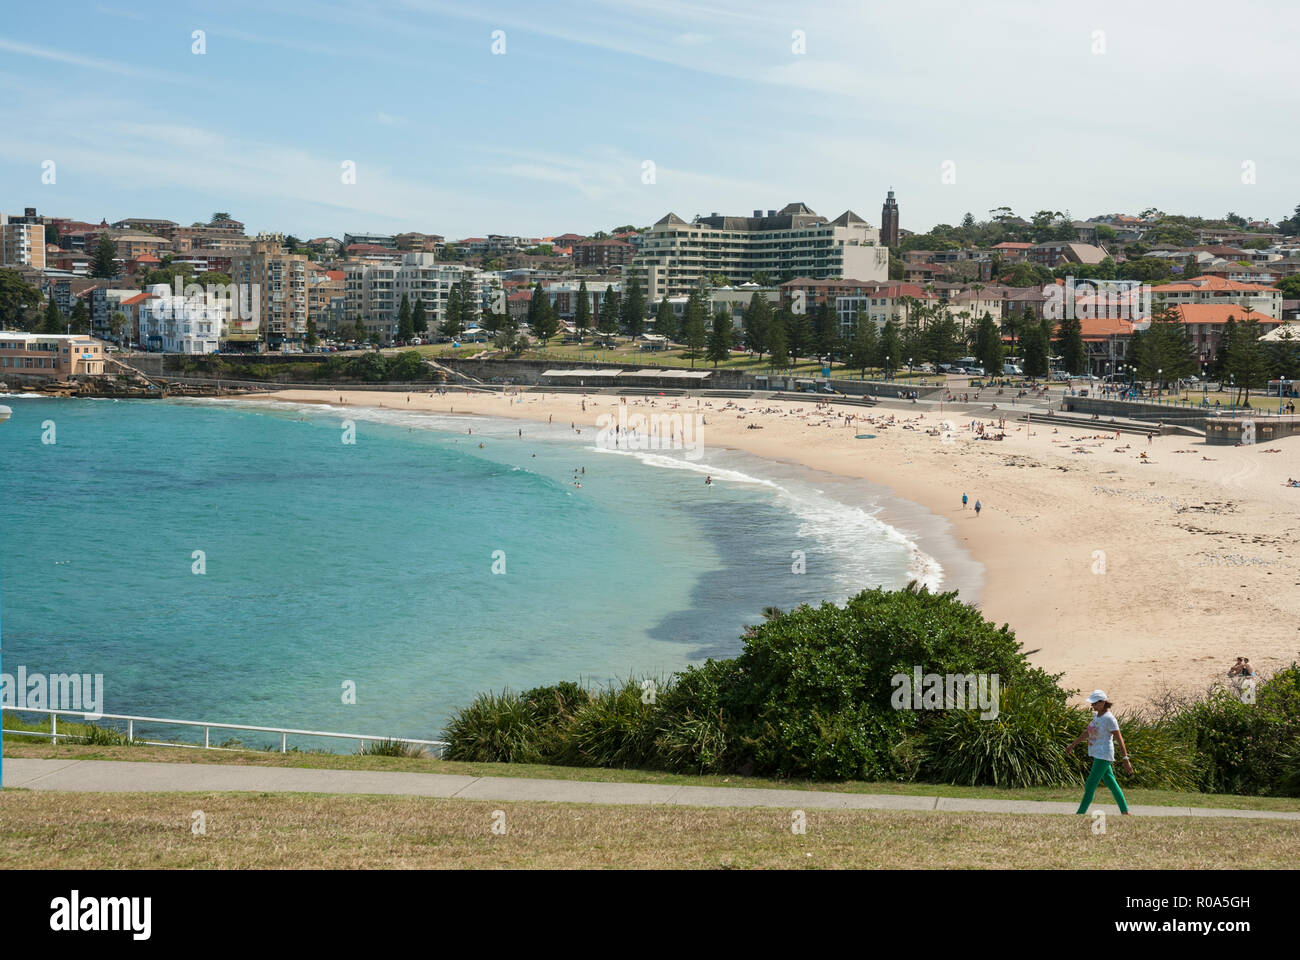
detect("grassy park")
[3,786,1297,869]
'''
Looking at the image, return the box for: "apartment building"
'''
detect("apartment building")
[1172,304,1285,363]
[111,217,177,234]
[1,217,47,270]
[394,232,444,252]
[541,280,619,320]
[572,239,635,269]
[833,283,929,330]
[0,332,105,379]
[1150,276,1283,320]
[90,286,145,339]
[626,203,889,300]
[343,231,396,249]
[344,253,484,337]
[134,284,225,354]
[308,267,345,328]
[229,239,308,350]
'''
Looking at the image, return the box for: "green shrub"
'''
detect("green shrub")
[921,686,1089,787]
[441,690,545,764]
[1109,710,1197,791]
[565,678,658,768]
[715,584,1062,780]
[1173,667,1300,796]
[650,661,735,773]
[358,738,425,758]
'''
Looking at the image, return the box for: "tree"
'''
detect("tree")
[975,312,1003,376]
[812,302,839,367]
[878,320,901,378]
[1020,316,1049,378]
[68,298,90,335]
[654,296,677,342]
[353,317,367,342]
[1225,316,1268,403]
[849,312,879,377]
[306,316,319,347]
[444,285,465,340]
[529,283,559,345]
[211,212,232,223]
[398,294,414,339]
[458,278,479,331]
[620,276,646,337]
[1056,313,1087,375]
[91,235,118,279]
[766,311,789,371]
[682,288,708,367]
[1133,301,1196,386]
[742,292,771,359]
[573,280,592,340]
[412,298,427,335]
[787,307,813,363]
[41,296,63,334]
[109,311,128,344]
[707,307,733,366]
[0,269,43,331]
[597,287,620,335]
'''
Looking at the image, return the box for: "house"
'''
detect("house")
[1027,242,1109,268]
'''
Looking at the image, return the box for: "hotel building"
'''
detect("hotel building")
[625,203,889,300]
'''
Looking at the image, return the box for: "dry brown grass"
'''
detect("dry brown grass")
[2,790,1297,869]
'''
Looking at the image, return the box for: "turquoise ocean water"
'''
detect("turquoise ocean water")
[0,394,967,746]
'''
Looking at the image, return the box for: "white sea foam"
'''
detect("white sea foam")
[590,444,944,592]
[224,396,948,593]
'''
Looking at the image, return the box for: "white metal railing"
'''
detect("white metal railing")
[1,706,447,755]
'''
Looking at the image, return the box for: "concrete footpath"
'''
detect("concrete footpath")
[4,758,1300,820]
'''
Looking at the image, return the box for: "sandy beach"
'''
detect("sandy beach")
[262,386,1300,707]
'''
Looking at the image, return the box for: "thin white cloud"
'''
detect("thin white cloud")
[0,36,192,83]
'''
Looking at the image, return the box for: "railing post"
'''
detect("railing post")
[52,713,57,743]
[128,719,133,743]
[204,726,210,749]
[281,732,287,753]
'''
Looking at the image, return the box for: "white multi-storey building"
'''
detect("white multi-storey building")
[626,203,888,300]
[135,284,225,354]
[344,253,485,338]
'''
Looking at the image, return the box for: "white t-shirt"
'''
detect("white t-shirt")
[1087,711,1119,761]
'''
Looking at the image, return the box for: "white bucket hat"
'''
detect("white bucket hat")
[1086,690,1109,704]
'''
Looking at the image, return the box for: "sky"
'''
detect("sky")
[2,0,1298,241]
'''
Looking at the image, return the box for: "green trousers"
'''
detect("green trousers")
[1077,758,1128,814]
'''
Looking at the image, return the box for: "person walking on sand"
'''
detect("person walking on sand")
[1066,690,1132,816]
[962,492,968,510]
[973,499,981,516]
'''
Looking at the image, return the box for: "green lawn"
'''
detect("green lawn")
[408,339,940,383]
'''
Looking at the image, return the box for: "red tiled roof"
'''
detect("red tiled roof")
[1152,276,1279,293]
[1172,304,1271,325]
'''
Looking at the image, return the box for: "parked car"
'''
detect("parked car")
[409,338,423,346]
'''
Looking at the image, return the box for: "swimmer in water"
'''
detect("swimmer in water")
[705,476,712,486]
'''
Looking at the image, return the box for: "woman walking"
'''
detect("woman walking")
[1066,690,1133,816]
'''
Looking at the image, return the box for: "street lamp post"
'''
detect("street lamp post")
[885,355,890,382]
[1157,368,1162,403]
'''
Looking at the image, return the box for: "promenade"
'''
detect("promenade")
[6,759,1298,819]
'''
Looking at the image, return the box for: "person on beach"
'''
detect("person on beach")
[973,499,981,516]
[1228,657,1246,677]
[962,492,968,510]
[1066,690,1132,816]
